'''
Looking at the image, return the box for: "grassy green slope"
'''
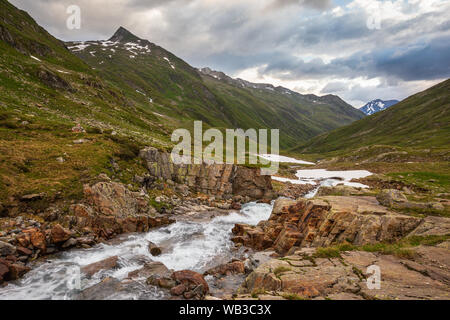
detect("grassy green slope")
[295,79,450,155]
[0,0,175,203]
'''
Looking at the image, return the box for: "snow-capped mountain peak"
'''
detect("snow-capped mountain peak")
[360,99,399,115]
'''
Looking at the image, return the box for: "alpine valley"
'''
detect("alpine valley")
[0,0,449,301]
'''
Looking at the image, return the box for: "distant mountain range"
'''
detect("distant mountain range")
[360,99,399,115]
[294,79,450,154]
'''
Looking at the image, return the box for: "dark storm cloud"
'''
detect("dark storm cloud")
[261,34,450,82]
[7,0,450,105]
[268,0,332,10]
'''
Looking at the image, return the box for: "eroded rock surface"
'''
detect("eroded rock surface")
[139,147,273,200]
[232,197,421,254]
[70,181,174,239]
[238,246,450,300]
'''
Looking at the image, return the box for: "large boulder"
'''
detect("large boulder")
[50,224,72,244]
[376,189,408,207]
[70,181,174,239]
[81,256,119,277]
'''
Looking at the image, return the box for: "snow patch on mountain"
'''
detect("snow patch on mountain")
[360,99,399,115]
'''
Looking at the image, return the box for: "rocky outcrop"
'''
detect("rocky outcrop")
[139,147,273,200]
[238,246,450,300]
[232,197,421,255]
[70,181,174,239]
[376,189,446,211]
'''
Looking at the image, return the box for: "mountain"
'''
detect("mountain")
[0,0,176,203]
[360,99,399,115]
[294,79,450,155]
[0,0,363,204]
[66,29,364,148]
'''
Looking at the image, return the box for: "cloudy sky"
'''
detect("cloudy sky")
[10,0,450,107]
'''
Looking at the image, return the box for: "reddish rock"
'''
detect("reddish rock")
[81,256,119,277]
[232,197,421,255]
[172,270,209,298]
[16,246,32,256]
[51,224,72,244]
[8,264,31,280]
[231,202,242,210]
[205,261,246,277]
[0,262,9,282]
[27,229,46,252]
[16,234,31,247]
[170,284,187,296]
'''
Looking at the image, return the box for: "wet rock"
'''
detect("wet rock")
[81,256,119,277]
[231,202,242,210]
[171,270,209,299]
[204,261,246,277]
[62,238,78,249]
[16,246,32,256]
[51,224,72,244]
[8,263,31,280]
[128,261,170,280]
[148,242,162,256]
[77,277,121,300]
[0,262,9,283]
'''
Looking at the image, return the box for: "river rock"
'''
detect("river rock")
[81,256,119,277]
[171,270,209,299]
[8,263,30,280]
[148,242,162,256]
[128,261,170,280]
[50,224,72,244]
[232,196,421,255]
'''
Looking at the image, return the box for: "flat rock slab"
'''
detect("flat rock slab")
[239,246,450,300]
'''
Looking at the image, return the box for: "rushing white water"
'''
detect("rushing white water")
[0,202,273,300]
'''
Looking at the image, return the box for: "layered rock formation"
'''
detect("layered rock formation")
[232,197,421,254]
[139,147,274,200]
